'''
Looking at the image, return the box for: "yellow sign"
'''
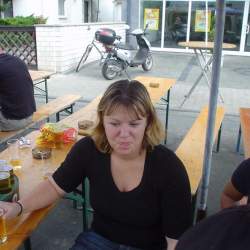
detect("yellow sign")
[195,10,211,32]
[144,8,160,30]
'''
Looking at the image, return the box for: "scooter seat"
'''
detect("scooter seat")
[130,48,149,66]
[116,43,135,50]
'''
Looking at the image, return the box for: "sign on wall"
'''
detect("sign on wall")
[144,8,160,30]
[195,10,211,32]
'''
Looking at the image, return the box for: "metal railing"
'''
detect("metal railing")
[0,26,37,68]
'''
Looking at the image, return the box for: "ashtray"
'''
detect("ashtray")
[149,82,160,88]
[32,147,52,159]
[78,120,94,130]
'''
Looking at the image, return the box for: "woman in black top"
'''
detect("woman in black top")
[0,80,192,250]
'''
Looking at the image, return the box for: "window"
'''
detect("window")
[58,0,66,16]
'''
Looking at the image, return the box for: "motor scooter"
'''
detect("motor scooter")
[99,24,153,80]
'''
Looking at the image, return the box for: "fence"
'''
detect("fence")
[0,26,37,68]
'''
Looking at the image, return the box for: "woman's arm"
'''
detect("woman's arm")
[220,181,244,209]
[166,237,178,250]
[0,176,65,219]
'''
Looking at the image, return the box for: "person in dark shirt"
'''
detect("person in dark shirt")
[0,80,192,250]
[221,158,250,209]
[176,204,250,250]
[0,47,36,131]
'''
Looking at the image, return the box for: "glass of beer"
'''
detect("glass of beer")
[38,150,50,179]
[0,212,7,244]
[7,139,22,170]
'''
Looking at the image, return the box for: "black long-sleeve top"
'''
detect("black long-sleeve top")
[53,137,192,249]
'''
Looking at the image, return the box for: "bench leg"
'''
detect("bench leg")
[236,125,241,153]
[44,79,48,103]
[56,104,75,122]
[24,237,32,250]
[215,124,223,153]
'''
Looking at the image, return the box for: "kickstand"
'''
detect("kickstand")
[124,69,131,80]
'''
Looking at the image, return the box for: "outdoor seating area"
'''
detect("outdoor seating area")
[0,50,249,249]
[1,0,250,248]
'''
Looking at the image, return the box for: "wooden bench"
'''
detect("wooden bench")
[236,108,250,158]
[0,94,81,146]
[58,95,101,128]
[175,106,225,196]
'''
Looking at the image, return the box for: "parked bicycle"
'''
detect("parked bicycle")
[75,28,115,72]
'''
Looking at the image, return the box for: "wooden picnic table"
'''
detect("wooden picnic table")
[0,130,72,250]
[29,70,55,103]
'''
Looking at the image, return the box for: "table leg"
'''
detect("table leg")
[236,125,241,153]
[24,237,32,250]
[161,89,171,144]
[180,48,224,107]
[45,78,48,103]
[196,49,224,103]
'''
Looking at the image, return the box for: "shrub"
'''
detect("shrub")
[0,15,47,26]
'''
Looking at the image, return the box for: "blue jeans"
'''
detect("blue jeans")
[70,231,143,250]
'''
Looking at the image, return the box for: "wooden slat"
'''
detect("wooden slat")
[32,94,81,120]
[239,108,250,159]
[134,76,176,104]
[58,95,101,128]
[175,106,225,195]
[29,70,54,81]
[0,131,72,249]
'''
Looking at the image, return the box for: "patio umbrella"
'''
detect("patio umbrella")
[196,0,226,220]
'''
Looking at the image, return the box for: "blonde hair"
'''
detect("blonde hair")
[91,79,165,153]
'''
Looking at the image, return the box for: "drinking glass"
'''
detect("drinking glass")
[37,150,51,180]
[7,139,22,170]
[0,210,7,244]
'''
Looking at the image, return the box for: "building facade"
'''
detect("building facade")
[3,0,120,24]
[124,0,250,55]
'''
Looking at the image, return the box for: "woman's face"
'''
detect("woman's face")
[103,105,147,157]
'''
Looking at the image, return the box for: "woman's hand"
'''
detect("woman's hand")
[0,201,22,220]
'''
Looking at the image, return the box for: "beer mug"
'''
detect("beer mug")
[7,139,22,170]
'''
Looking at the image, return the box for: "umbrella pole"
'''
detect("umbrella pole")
[195,0,226,222]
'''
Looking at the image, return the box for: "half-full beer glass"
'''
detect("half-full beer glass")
[0,212,7,244]
[7,139,22,170]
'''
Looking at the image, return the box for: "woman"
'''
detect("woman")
[1,80,192,250]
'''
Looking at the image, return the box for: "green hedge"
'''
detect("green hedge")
[0,15,47,26]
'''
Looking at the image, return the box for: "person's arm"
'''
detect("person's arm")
[220,181,244,209]
[0,176,65,220]
[166,237,178,250]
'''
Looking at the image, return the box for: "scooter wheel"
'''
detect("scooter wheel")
[142,53,153,71]
[102,60,120,80]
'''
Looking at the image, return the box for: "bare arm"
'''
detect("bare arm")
[220,181,244,209]
[0,176,65,219]
[166,237,178,250]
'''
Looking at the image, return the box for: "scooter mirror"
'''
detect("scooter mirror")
[124,24,130,30]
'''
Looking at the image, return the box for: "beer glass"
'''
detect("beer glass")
[37,150,51,179]
[7,139,22,170]
[0,212,7,244]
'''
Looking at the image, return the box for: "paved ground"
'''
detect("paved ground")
[19,51,249,249]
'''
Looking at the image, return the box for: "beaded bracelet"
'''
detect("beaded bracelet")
[15,201,23,216]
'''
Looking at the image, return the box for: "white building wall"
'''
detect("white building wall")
[98,0,114,21]
[12,0,83,24]
[35,22,127,72]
